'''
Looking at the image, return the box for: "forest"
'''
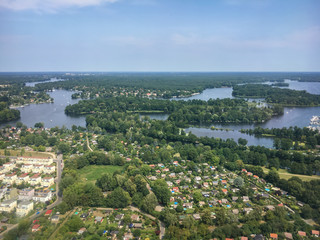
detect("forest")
[233,84,320,106]
[0,102,20,123]
[65,96,282,126]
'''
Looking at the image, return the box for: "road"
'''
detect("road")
[0,154,63,239]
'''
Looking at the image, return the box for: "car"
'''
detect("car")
[36,212,40,215]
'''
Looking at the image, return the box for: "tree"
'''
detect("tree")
[105,187,131,208]
[34,122,44,128]
[58,142,70,154]
[233,176,244,188]
[66,216,84,232]
[142,193,158,213]
[238,138,248,146]
[266,168,280,184]
[152,179,171,205]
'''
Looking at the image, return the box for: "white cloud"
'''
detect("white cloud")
[0,0,118,11]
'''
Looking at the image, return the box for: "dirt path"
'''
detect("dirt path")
[48,209,77,240]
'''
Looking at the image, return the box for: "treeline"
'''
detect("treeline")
[0,102,20,123]
[242,127,320,149]
[233,84,320,106]
[65,151,126,169]
[66,96,281,125]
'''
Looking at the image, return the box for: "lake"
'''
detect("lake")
[3,79,320,148]
[4,90,86,129]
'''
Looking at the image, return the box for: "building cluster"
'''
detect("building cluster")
[0,156,56,217]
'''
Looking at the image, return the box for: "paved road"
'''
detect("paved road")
[0,154,63,238]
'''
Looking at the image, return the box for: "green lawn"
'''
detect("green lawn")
[262,167,320,182]
[78,165,124,182]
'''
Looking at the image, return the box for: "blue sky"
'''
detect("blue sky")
[0,0,319,72]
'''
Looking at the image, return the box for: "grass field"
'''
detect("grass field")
[262,167,320,181]
[0,150,53,158]
[78,165,124,183]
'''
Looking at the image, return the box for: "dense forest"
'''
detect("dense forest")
[233,84,320,106]
[65,96,282,126]
[0,102,20,123]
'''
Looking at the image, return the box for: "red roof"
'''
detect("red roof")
[312,230,319,235]
[270,233,278,239]
[45,210,52,215]
[32,224,40,229]
[241,237,248,240]
[298,231,306,236]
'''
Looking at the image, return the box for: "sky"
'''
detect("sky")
[0,0,319,72]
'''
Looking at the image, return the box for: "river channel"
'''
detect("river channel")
[3,79,320,148]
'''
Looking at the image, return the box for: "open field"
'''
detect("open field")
[0,150,53,158]
[78,165,124,182]
[262,167,320,181]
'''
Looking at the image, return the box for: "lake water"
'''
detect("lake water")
[4,90,86,129]
[3,79,320,148]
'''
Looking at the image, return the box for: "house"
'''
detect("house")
[298,231,306,237]
[41,177,54,187]
[240,237,248,240]
[242,196,250,202]
[33,189,52,203]
[123,232,133,240]
[33,164,44,174]
[131,214,140,222]
[222,189,228,194]
[232,209,239,215]
[0,173,5,181]
[17,156,53,165]
[4,188,18,200]
[0,185,8,200]
[0,199,17,212]
[3,162,15,171]
[45,209,52,216]
[43,165,56,174]
[78,227,86,235]
[270,233,278,239]
[193,214,201,220]
[16,201,34,217]
[243,208,253,214]
[51,215,60,223]
[265,205,275,211]
[183,203,193,209]
[284,232,293,239]
[232,196,238,202]
[133,223,142,228]
[311,230,319,237]
[253,234,265,240]
[16,173,29,185]
[21,164,33,173]
[18,188,34,201]
[3,173,17,185]
[115,214,124,221]
[29,174,41,186]
[31,224,41,232]
[95,216,103,223]
[0,166,6,174]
